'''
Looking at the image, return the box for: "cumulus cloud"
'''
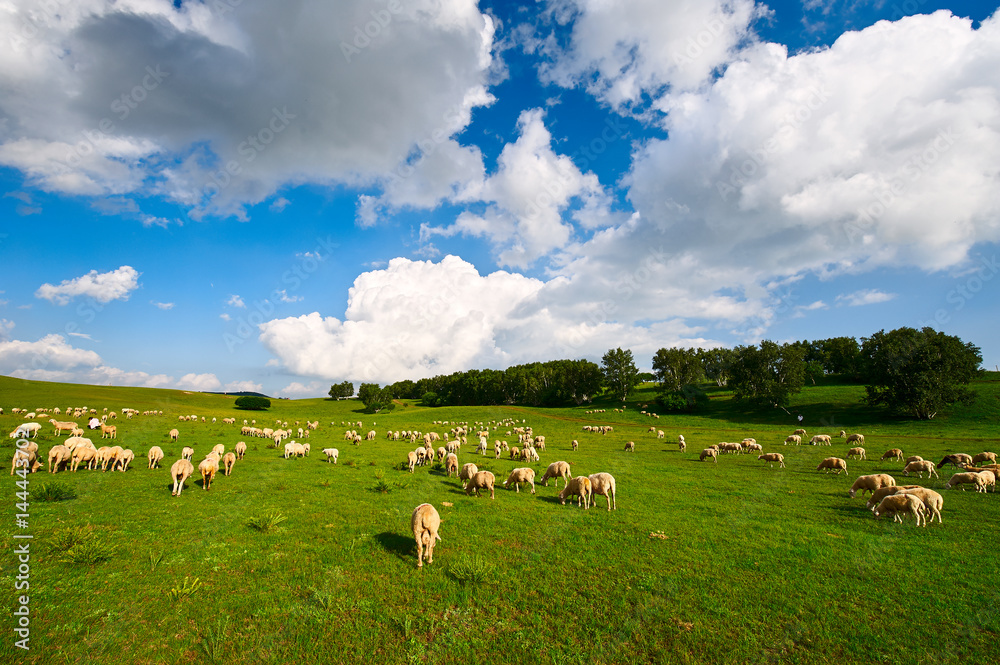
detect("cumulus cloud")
[259,255,716,383]
[175,373,222,391]
[420,109,612,267]
[0,0,496,218]
[278,381,328,398]
[536,0,768,107]
[35,266,140,305]
[224,379,264,393]
[152,301,174,310]
[227,295,246,309]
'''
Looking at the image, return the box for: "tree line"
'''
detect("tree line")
[331,327,983,420]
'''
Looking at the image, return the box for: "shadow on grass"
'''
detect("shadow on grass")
[374,532,413,562]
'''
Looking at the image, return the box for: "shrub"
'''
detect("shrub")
[234,396,271,410]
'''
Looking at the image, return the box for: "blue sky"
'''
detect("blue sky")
[1,0,998,397]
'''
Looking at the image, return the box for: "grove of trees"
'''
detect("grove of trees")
[325,327,983,419]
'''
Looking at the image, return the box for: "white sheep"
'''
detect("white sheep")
[70,446,98,472]
[874,493,926,527]
[47,445,72,473]
[148,446,165,469]
[181,446,194,461]
[170,459,195,496]
[540,461,572,488]
[458,463,479,489]
[758,452,784,468]
[881,449,904,462]
[445,453,459,478]
[199,456,219,490]
[211,443,226,458]
[784,435,801,445]
[624,441,635,452]
[816,457,848,475]
[572,439,579,451]
[973,451,998,466]
[323,448,339,464]
[845,433,865,446]
[809,434,832,446]
[848,474,895,498]
[896,487,944,524]
[503,467,536,494]
[699,448,718,463]
[558,476,592,509]
[588,472,616,510]
[169,428,180,442]
[115,449,135,472]
[234,441,247,460]
[902,460,938,479]
[465,470,495,499]
[846,447,867,461]
[222,452,236,476]
[864,486,919,512]
[411,503,442,568]
[944,472,987,492]
[407,450,418,473]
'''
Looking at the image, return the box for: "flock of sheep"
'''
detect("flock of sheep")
[6,404,997,568]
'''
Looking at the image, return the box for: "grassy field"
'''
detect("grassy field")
[1,374,999,664]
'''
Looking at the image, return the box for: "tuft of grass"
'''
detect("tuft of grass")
[308,587,336,611]
[448,554,495,586]
[168,576,202,601]
[372,478,392,494]
[49,528,88,553]
[149,551,164,572]
[199,615,230,662]
[35,482,77,502]
[246,511,287,532]
[62,538,114,565]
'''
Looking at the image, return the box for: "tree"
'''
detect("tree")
[357,383,395,414]
[601,348,640,402]
[234,396,270,410]
[328,381,354,399]
[698,347,735,387]
[860,327,982,419]
[729,341,806,408]
[651,347,704,392]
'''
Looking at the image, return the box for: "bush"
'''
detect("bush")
[234,396,270,411]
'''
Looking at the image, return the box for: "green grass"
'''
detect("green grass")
[1,374,999,664]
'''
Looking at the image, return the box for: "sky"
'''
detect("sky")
[1,0,998,398]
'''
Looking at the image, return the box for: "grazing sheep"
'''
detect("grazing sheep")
[407,450,418,473]
[503,467,536,494]
[100,423,117,439]
[624,441,635,452]
[657,430,665,439]
[234,441,247,460]
[865,486,921,512]
[784,435,801,445]
[809,434,832,446]
[816,457,848,475]
[846,447,867,461]
[881,449,904,462]
[211,444,225,458]
[558,476,592,509]
[199,456,219,490]
[148,446,165,469]
[572,440,579,451]
[99,446,124,472]
[48,445,72,473]
[323,448,339,464]
[465,470,496,499]
[509,446,520,460]
[973,452,998,466]
[874,493,927,526]
[904,455,923,465]
[758,452,785,468]
[845,433,865,446]
[540,461,572,488]
[115,449,135,472]
[976,470,997,492]
[445,453,459,478]
[436,446,447,462]
[181,447,194,461]
[458,463,479,490]
[302,442,311,456]
[903,460,938,479]
[70,446,98,472]
[848,474,895,498]
[699,448,718,463]
[744,442,764,453]
[896,487,944,524]
[170,459,195,496]
[9,423,42,439]
[588,472,617,510]
[49,419,78,436]
[411,503,442,568]
[222,452,236,476]
[936,454,974,469]
[944,472,987,492]
[793,429,806,438]
[169,429,180,442]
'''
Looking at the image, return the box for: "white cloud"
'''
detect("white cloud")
[421,109,612,267]
[0,319,14,342]
[152,301,174,310]
[537,0,768,107]
[275,290,303,304]
[224,380,264,393]
[219,313,232,321]
[259,255,716,383]
[35,266,140,305]
[278,381,328,398]
[176,373,223,391]
[0,0,496,219]
[835,289,896,307]
[227,295,246,309]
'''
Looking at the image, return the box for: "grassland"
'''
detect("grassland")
[1,374,998,664]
